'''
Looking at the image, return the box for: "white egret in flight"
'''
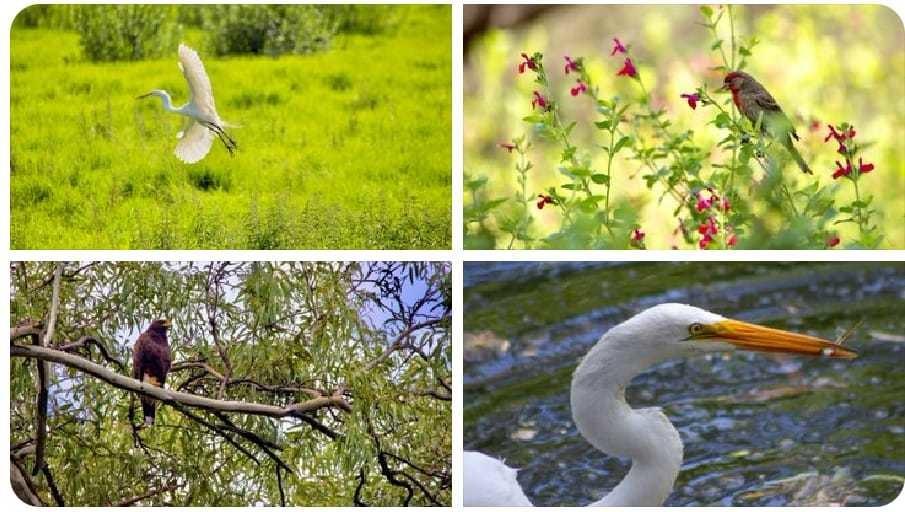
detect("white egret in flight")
[464,303,857,507]
[138,44,237,164]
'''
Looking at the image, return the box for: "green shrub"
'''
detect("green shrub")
[75,5,181,61]
[328,5,405,35]
[203,5,337,56]
[13,5,79,30]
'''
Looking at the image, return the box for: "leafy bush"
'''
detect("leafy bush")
[328,5,405,35]
[74,5,181,61]
[13,5,78,30]
[203,5,337,56]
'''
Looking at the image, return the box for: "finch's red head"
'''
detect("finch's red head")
[722,71,750,92]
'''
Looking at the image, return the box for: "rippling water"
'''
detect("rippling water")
[463,262,905,506]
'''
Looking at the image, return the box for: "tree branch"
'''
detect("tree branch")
[41,463,65,506]
[33,263,62,476]
[10,456,44,506]
[11,344,352,421]
[354,467,370,506]
[58,335,125,371]
[9,322,43,341]
[365,315,450,371]
[112,480,183,506]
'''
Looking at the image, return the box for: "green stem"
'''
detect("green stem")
[852,177,865,236]
[635,74,692,201]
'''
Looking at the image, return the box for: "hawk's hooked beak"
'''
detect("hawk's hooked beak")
[692,319,857,358]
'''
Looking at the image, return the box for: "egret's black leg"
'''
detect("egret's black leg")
[203,122,237,156]
[206,122,237,150]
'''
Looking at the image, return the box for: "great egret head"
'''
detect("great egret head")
[609,303,856,360]
[136,89,168,100]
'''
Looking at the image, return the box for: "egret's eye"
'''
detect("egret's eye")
[688,323,706,336]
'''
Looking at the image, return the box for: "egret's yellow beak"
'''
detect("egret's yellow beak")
[697,319,857,359]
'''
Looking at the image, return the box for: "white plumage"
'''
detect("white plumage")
[138,44,236,163]
[464,303,856,507]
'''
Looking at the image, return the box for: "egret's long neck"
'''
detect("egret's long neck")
[155,91,180,113]
[570,336,683,506]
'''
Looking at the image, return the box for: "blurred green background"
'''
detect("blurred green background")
[11,5,451,249]
[464,4,905,249]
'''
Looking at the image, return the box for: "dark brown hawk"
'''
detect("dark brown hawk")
[132,319,172,426]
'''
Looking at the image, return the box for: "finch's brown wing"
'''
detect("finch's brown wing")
[755,91,801,140]
[753,90,782,113]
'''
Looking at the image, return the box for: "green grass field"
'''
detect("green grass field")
[10,6,451,249]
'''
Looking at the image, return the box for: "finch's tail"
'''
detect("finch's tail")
[785,139,812,174]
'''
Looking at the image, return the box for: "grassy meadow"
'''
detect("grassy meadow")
[10,5,451,249]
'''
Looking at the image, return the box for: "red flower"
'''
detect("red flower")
[698,216,719,248]
[720,197,731,212]
[564,56,580,74]
[498,142,516,153]
[809,119,821,132]
[695,189,719,212]
[858,157,874,174]
[531,91,549,110]
[680,93,700,110]
[537,194,554,209]
[518,53,537,74]
[832,160,852,179]
[826,235,841,247]
[631,228,645,242]
[616,58,637,78]
[698,216,718,236]
[727,233,738,247]
[570,81,588,96]
[824,124,855,154]
[611,38,627,56]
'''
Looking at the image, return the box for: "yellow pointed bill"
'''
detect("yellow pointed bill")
[700,319,857,359]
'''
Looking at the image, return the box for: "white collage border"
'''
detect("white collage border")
[2,1,904,510]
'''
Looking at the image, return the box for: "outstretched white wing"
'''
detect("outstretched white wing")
[174,120,213,164]
[177,44,218,119]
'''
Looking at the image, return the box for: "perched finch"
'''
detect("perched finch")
[723,71,812,174]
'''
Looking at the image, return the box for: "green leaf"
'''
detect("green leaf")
[594,120,612,130]
[464,175,488,191]
[579,197,600,213]
[522,114,545,124]
[591,174,610,185]
[700,5,713,17]
[613,136,632,153]
[564,121,577,136]
[711,40,723,51]
[714,112,731,128]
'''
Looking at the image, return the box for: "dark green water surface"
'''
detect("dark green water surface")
[464,262,905,506]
